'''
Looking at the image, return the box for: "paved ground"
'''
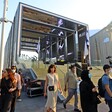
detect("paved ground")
[15,92,109,112]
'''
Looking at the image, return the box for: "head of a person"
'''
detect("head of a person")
[81,70,90,81]
[88,67,92,70]
[11,65,17,73]
[2,69,8,78]
[2,68,15,81]
[103,64,110,74]
[18,68,22,74]
[48,64,56,73]
[6,68,15,82]
[69,64,76,73]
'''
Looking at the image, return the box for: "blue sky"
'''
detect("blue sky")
[0,0,112,43]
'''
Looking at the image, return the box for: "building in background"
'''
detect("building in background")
[90,21,112,66]
[4,2,90,68]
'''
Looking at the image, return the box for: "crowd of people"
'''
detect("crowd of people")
[0,65,22,112]
[44,64,112,112]
[0,63,112,112]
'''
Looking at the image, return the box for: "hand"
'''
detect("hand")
[77,77,81,81]
[44,92,47,97]
[60,89,63,93]
[98,95,102,99]
[92,87,97,92]
[9,88,14,92]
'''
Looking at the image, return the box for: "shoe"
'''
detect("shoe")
[17,98,22,102]
[63,102,66,109]
[74,108,81,112]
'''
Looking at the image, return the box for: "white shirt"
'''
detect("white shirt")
[15,73,22,90]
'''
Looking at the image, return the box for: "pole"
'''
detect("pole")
[87,26,91,66]
[0,0,7,78]
[37,37,40,68]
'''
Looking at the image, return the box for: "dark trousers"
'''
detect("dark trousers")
[82,104,97,112]
[1,94,13,112]
[107,100,112,112]
[10,91,17,112]
[64,88,78,109]
[0,96,2,111]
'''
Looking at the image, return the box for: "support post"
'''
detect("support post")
[64,32,68,61]
[56,37,59,62]
[37,37,40,68]
[74,24,78,62]
[0,0,8,78]
[50,37,52,64]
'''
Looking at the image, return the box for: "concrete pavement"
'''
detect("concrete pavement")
[15,92,109,112]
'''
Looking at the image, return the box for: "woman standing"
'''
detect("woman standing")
[79,70,99,112]
[1,68,17,112]
[44,64,62,112]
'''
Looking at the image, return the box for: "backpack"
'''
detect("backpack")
[98,75,106,97]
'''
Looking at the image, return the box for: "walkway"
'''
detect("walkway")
[15,92,109,112]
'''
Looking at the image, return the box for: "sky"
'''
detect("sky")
[0,0,112,44]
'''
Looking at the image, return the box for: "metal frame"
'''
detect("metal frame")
[23,17,75,32]
[21,2,88,27]
[22,28,65,38]
[4,2,90,67]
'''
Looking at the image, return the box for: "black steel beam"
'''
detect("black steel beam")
[21,47,37,51]
[22,28,65,38]
[22,36,39,40]
[23,17,75,32]
[21,44,37,48]
[21,40,38,44]
[21,46,37,50]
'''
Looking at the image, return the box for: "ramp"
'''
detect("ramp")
[23,68,37,80]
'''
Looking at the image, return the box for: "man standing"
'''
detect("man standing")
[63,64,81,112]
[10,65,22,112]
[102,64,112,112]
[17,69,24,101]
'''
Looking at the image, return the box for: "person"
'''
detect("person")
[0,71,4,111]
[63,64,81,112]
[10,65,22,112]
[1,68,17,112]
[75,62,82,77]
[17,69,24,101]
[0,70,6,111]
[79,70,99,112]
[102,64,112,112]
[44,64,62,112]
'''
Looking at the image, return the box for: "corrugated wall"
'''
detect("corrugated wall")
[90,22,112,66]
